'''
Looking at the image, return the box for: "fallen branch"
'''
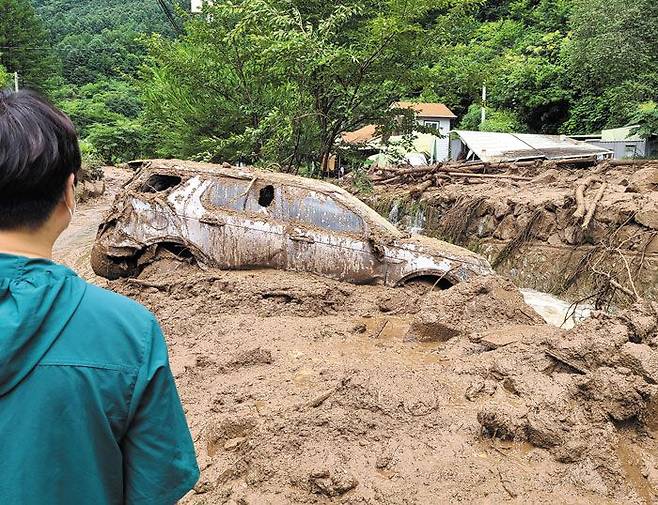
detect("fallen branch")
[545,350,589,375]
[590,265,638,301]
[445,172,530,181]
[616,249,640,301]
[125,278,171,290]
[304,378,350,409]
[581,182,607,229]
[573,176,600,219]
[409,180,433,196]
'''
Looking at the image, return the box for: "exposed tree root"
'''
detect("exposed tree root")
[436,197,487,244]
[492,210,543,268]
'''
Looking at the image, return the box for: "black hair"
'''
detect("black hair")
[0,89,81,230]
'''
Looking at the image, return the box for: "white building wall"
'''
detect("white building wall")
[418,117,451,162]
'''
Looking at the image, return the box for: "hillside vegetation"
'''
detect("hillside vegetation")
[0,0,656,169]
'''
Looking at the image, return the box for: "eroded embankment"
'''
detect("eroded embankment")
[112,259,658,504]
[360,160,658,305]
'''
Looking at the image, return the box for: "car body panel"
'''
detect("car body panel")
[92,160,494,284]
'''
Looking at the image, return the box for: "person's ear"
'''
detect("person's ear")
[64,173,76,215]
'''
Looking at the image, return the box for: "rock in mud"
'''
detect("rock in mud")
[619,343,658,384]
[308,469,358,497]
[224,347,274,370]
[628,167,658,193]
[408,276,544,343]
[477,402,528,440]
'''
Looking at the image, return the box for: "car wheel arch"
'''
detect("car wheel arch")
[395,269,458,289]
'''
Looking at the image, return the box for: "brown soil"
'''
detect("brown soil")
[56,167,658,505]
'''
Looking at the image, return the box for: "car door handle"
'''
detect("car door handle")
[290,234,315,244]
[199,216,226,226]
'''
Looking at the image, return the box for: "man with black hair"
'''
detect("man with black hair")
[0,89,199,504]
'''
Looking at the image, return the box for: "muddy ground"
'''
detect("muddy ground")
[54,167,658,504]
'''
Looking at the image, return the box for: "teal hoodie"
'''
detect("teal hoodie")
[0,254,199,504]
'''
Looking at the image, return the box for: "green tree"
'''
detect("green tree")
[459,103,521,132]
[631,101,658,139]
[563,0,658,133]
[0,64,8,87]
[0,0,57,90]
[142,0,454,170]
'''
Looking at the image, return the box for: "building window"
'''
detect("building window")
[424,120,440,130]
[624,144,638,158]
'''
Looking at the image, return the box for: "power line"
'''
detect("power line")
[156,0,183,35]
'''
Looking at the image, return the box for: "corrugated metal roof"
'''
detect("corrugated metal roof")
[393,102,457,119]
[454,130,613,163]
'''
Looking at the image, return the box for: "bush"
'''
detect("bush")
[78,140,104,182]
[85,119,150,164]
[0,65,9,88]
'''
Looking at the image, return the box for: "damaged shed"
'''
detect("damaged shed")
[452,130,613,163]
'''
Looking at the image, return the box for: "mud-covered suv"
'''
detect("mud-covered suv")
[91,160,494,286]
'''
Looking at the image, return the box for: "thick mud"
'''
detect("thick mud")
[110,262,658,505]
[56,167,658,504]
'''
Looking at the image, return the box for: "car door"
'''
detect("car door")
[202,176,286,269]
[281,185,384,284]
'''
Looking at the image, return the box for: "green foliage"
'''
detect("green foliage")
[350,167,373,195]
[78,140,104,182]
[54,79,142,137]
[0,64,8,87]
[16,0,190,163]
[33,0,188,86]
[142,0,446,169]
[460,104,522,132]
[0,0,57,90]
[2,0,657,169]
[86,118,151,164]
[563,0,658,133]
[631,102,658,139]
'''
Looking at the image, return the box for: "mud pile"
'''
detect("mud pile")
[112,261,658,504]
[361,160,658,304]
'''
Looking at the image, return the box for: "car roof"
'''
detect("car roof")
[137,159,402,237]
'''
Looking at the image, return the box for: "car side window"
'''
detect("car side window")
[282,187,365,235]
[206,177,250,211]
[205,177,281,219]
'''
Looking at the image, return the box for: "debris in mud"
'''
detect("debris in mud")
[357,159,658,305]
[223,348,274,371]
[307,469,359,497]
[473,302,658,470]
[407,276,545,343]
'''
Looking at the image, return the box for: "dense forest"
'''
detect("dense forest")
[0,0,657,170]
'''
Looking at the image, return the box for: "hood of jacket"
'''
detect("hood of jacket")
[0,254,86,396]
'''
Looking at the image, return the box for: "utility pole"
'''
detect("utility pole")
[14,72,18,92]
[481,85,487,127]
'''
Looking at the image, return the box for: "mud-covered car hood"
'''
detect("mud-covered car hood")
[394,234,494,273]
